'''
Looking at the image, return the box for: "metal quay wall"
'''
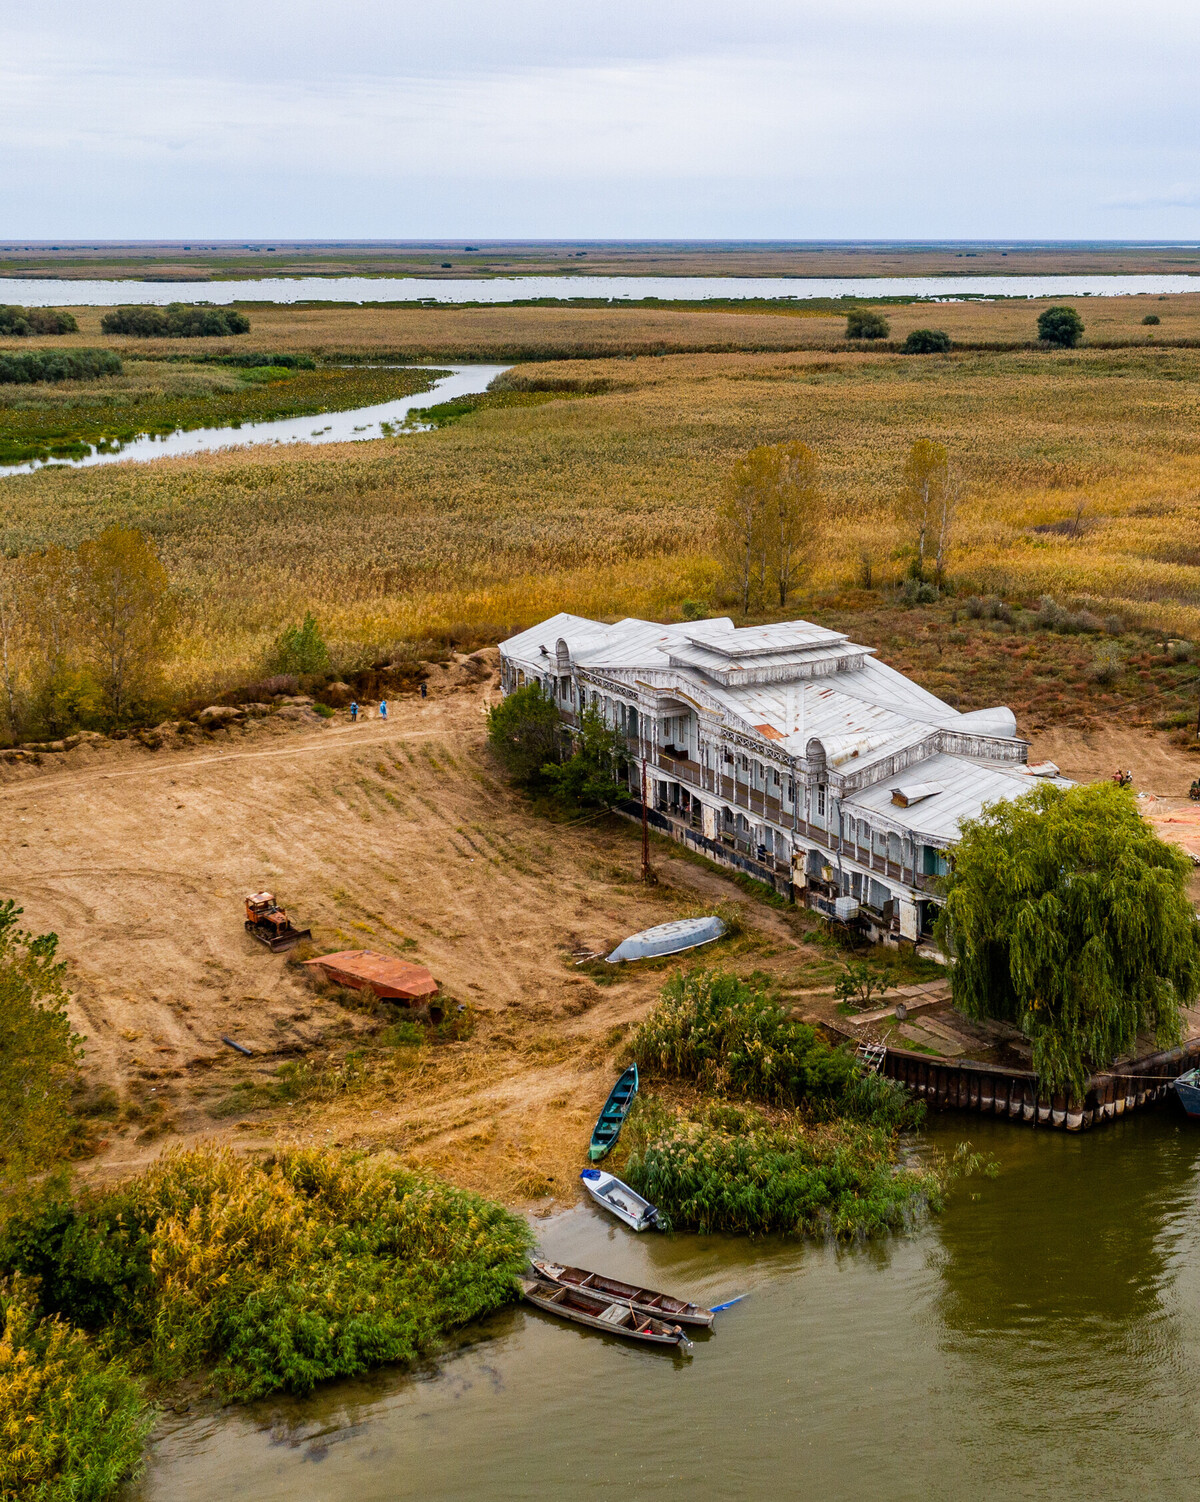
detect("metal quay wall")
[884,1038,1200,1131]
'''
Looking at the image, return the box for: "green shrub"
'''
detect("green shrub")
[379,1018,425,1048]
[846,309,890,340]
[99,304,251,337]
[486,681,562,786]
[268,612,329,676]
[902,328,951,353]
[0,1278,151,1502]
[0,349,121,385]
[1037,305,1084,347]
[631,969,857,1105]
[541,705,626,808]
[0,1146,531,1402]
[900,578,939,606]
[0,904,82,1187]
[0,306,78,336]
[1142,314,1160,326]
[622,1107,939,1237]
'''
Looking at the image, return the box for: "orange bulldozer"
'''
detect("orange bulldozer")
[244,891,312,951]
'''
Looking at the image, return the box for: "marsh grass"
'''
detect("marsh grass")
[9,343,1200,697]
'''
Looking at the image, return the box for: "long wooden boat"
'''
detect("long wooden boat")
[518,1276,691,1350]
[588,1064,638,1161]
[531,1258,714,1328]
[580,1168,661,1231]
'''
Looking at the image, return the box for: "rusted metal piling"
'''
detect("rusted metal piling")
[884,1038,1200,1131]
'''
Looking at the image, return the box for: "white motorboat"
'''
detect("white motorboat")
[580,1168,661,1231]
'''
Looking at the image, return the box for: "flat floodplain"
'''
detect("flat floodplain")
[5,301,1200,695]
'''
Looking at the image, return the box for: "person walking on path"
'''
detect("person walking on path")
[420,682,428,699]
[379,699,388,720]
[350,701,358,722]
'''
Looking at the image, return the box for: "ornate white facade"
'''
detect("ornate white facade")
[499,613,1065,946]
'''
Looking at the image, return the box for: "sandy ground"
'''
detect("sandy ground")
[0,654,808,1208]
[5,673,1199,1211]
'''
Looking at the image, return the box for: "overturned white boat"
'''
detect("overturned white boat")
[605,915,725,964]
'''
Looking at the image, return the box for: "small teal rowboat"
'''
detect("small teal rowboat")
[588,1064,639,1162]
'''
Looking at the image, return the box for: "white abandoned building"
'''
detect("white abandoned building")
[499,614,1063,948]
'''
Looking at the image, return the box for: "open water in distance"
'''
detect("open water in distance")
[129,1111,1200,1502]
[8,274,1200,306]
[1,365,510,477]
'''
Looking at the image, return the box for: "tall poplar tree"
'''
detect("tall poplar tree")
[718,442,823,615]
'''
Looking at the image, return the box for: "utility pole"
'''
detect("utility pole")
[641,758,655,885]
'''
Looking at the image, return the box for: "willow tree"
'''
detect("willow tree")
[938,782,1200,1097]
[718,441,823,615]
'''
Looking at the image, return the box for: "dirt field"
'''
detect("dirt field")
[0,656,813,1207]
[4,655,1198,1209]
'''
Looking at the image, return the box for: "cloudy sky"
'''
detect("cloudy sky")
[4,0,1199,239]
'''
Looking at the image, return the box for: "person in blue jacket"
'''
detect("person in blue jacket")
[350,701,358,722]
[379,699,388,720]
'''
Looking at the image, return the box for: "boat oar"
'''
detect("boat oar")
[710,1295,748,1313]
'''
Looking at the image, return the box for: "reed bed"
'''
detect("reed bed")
[6,341,1200,696]
[0,1279,151,1502]
[622,1100,942,1238]
[13,294,1200,362]
[0,1146,531,1402]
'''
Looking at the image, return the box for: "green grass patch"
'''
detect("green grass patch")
[408,388,575,428]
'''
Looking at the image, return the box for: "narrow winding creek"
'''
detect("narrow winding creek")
[128,1111,1200,1501]
[2,365,511,477]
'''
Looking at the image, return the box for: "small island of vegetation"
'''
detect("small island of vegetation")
[618,969,955,1237]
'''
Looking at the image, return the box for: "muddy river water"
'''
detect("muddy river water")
[128,1111,1200,1500]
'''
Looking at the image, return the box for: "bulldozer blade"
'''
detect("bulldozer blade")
[267,928,311,951]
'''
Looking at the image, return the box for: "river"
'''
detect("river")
[8,275,1200,306]
[128,1110,1200,1501]
[2,365,511,477]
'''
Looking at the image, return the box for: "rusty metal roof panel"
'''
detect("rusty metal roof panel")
[303,949,438,1000]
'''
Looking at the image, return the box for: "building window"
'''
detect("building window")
[817,786,826,819]
[771,768,781,788]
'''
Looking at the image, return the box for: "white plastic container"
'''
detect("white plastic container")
[834,896,860,922]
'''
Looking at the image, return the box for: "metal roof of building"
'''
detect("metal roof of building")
[845,753,1069,841]
[501,614,1048,839]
